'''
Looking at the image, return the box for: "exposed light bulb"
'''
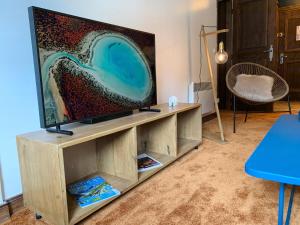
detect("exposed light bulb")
[215,41,228,64]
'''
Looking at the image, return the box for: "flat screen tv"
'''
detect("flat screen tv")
[28,7,157,134]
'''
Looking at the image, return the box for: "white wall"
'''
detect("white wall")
[0,0,216,198]
[188,0,217,114]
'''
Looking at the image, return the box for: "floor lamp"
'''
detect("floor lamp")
[200,25,229,142]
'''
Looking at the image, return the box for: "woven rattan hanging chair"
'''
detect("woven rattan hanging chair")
[226,62,291,133]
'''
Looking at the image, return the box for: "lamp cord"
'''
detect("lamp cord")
[196,34,202,103]
[196,25,217,103]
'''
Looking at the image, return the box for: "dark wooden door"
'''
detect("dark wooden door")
[278,5,300,100]
[233,0,278,69]
[217,0,233,110]
[232,0,278,111]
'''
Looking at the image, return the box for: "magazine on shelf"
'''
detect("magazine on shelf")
[137,153,163,172]
[67,176,120,208]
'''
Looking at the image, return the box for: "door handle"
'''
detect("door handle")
[280,53,288,64]
[264,45,273,62]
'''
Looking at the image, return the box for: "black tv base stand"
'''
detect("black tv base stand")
[139,106,161,113]
[46,125,73,136]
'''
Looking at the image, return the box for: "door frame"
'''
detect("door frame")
[278,4,300,100]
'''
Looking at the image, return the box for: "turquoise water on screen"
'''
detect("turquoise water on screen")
[41,33,153,123]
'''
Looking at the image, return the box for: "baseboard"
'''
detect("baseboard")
[0,204,10,223]
[203,112,217,123]
[7,194,23,215]
[0,194,24,223]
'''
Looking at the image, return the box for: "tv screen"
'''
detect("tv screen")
[29,7,157,129]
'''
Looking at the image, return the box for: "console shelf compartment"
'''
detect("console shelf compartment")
[17,103,202,225]
[177,107,202,156]
[67,172,133,225]
[138,151,176,181]
[177,138,202,157]
[63,128,137,225]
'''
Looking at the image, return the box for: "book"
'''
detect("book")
[137,153,163,172]
[67,176,120,208]
[67,176,105,196]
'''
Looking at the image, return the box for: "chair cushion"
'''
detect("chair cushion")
[233,74,274,102]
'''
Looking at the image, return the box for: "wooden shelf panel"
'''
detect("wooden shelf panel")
[137,138,200,183]
[177,138,201,157]
[68,172,134,225]
[177,107,202,142]
[138,151,175,182]
[18,103,200,148]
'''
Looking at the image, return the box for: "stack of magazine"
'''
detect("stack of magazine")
[137,153,163,172]
[67,176,120,208]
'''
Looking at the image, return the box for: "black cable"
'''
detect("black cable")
[196,36,202,103]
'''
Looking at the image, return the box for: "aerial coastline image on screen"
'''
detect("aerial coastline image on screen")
[32,8,156,127]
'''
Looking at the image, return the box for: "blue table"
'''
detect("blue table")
[245,115,300,225]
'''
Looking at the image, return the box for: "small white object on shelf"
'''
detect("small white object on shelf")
[168,96,178,108]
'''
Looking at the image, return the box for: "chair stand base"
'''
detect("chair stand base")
[244,105,249,123]
[233,95,236,133]
[232,95,292,133]
[288,95,292,114]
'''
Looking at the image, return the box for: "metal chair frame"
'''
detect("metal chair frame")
[226,62,291,133]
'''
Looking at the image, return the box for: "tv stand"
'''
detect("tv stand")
[17,103,201,225]
[46,125,73,136]
[139,106,161,112]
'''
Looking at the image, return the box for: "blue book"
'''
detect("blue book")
[67,176,120,208]
[67,176,105,196]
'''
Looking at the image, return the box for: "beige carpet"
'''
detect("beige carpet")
[5,103,300,225]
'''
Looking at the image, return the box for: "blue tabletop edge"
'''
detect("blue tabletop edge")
[244,115,300,186]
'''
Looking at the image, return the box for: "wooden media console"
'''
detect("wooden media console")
[17,103,202,225]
